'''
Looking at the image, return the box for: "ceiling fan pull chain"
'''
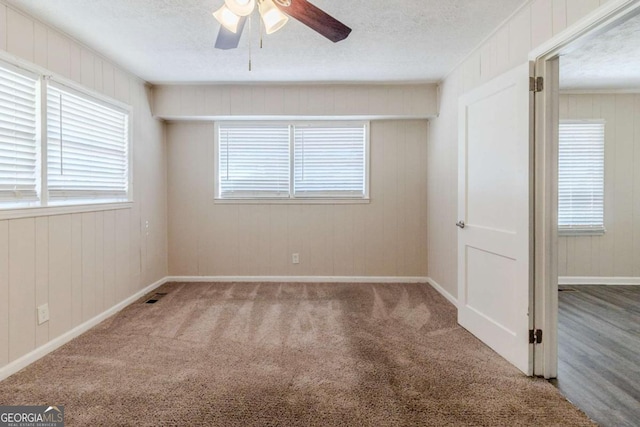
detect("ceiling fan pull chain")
[260,11,264,48]
[248,15,252,71]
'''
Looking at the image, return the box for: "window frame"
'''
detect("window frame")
[557,119,605,236]
[0,53,133,220]
[214,120,370,204]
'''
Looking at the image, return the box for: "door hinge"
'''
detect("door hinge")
[529,76,543,92]
[529,329,543,344]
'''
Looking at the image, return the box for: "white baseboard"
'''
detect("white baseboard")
[559,276,640,286]
[425,277,458,307]
[165,275,430,284]
[168,276,461,308]
[0,276,168,382]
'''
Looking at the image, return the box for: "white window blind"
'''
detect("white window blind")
[0,64,38,203]
[558,121,605,233]
[218,124,290,198]
[47,83,129,203]
[293,125,366,198]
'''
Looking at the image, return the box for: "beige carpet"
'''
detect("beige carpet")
[0,282,593,426]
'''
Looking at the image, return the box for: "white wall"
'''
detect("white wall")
[0,1,167,370]
[167,120,428,278]
[153,84,438,120]
[158,82,434,279]
[558,93,640,278]
[427,0,615,298]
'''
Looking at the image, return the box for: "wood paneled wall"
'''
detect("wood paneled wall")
[153,84,438,119]
[427,0,615,299]
[0,1,167,370]
[167,120,428,278]
[558,93,640,278]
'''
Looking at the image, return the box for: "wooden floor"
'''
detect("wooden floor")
[553,285,640,427]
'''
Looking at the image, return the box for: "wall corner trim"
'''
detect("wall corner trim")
[425,277,458,308]
[558,276,640,286]
[0,276,169,382]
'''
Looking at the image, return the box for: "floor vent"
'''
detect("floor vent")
[145,292,168,304]
[559,288,578,292]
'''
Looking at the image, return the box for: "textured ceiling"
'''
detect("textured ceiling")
[6,0,527,84]
[561,13,640,90]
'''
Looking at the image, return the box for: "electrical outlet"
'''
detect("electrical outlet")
[292,253,300,264]
[37,303,49,325]
[145,220,150,236]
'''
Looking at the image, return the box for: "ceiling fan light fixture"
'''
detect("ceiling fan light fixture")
[213,5,242,33]
[225,0,256,17]
[258,0,289,34]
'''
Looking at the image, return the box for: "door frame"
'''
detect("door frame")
[530,0,640,378]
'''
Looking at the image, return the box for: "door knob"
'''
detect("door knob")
[456,221,465,229]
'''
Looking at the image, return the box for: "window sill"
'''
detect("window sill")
[213,198,371,205]
[0,201,133,220]
[558,227,605,237]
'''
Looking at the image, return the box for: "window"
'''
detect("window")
[216,122,368,201]
[0,63,38,205]
[218,124,290,199]
[558,121,605,234]
[47,83,129,204]
[293,125,366,198]
[0,57,131,214]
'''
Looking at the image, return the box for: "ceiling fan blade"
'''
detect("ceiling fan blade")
[214,17,247,50]
[276,0,351,43]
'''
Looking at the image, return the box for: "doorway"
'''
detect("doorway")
[533,1,640,425]
[554,14,640,426]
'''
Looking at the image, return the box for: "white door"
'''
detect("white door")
[457,62,534,375]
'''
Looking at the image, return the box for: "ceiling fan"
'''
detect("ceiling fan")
[213,0,352,50]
